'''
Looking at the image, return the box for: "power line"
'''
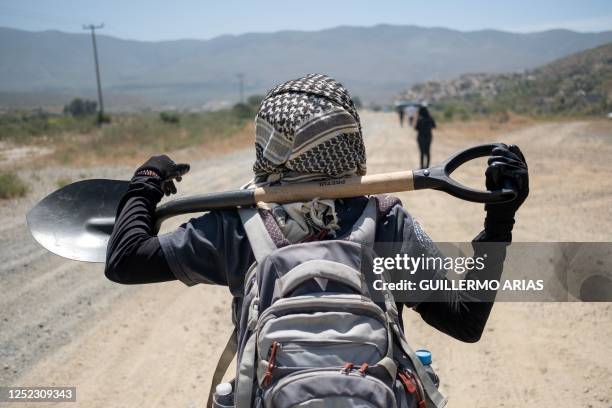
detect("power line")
[236,73,245,103]
[83,24,106,123]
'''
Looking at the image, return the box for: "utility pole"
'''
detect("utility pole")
[83,23,105,123]
[236,73,244,103]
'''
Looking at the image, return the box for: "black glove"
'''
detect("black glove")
[135,155,190,196]
[483,144,529,237]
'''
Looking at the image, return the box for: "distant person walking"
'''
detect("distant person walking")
[406,104,417,126]
[396,104,405,127]
[414,105,436,169]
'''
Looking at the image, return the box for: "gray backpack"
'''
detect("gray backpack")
[208,197,447,408]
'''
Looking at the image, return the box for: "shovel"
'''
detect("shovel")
[26,143,516,263]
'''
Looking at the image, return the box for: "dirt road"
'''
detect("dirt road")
[1,112,611,407]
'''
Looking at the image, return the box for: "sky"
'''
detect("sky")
[0,0,611,41]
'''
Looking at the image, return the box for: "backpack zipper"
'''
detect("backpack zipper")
[262,341,280,388]
[258,294,386,331]
[264,367,397,407]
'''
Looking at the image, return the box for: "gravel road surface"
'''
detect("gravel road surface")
[1,112,611,407]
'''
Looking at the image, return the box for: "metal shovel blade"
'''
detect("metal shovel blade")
[26,179,129,263]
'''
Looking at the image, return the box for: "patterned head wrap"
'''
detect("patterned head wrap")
[253,73,366,185]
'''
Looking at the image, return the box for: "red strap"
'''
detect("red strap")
[262,341,279,387]
[399,371,426,408]
[398,372,417,394]
[403,370,426,408]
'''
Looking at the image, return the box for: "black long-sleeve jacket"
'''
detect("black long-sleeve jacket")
[105,175,512,343]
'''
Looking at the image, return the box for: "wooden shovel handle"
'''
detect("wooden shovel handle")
[253,171,414,203]
[155,144,517,230]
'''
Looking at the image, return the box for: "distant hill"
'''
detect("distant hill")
[399,42,612,116]
[1,25,612,109]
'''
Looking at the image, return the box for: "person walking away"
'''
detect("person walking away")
[104,73,528,407]
[406,104,417,127]
[396,103,406,127]
[414,105,436,169]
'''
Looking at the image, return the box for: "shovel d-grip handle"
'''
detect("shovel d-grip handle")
[412,143,518,204]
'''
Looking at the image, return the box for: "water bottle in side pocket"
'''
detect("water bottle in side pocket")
[416,349,440,388]
[212,381,234,408]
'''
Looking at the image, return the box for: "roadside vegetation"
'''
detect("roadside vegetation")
[0,172,29,199]
[55,177,73,188]
[0,95,263,167]
[400,42,612,122]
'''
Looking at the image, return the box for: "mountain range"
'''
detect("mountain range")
[1,24,612,110]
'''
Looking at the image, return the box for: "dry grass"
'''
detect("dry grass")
[0,172,29,199]
[0,110,256,171]
[1,110,570,174]
[47,120,254,169]
[434,112,536,144]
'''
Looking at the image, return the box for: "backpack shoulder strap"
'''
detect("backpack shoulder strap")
[205,330,237,408]
[238,207,278,263]
[390,321,448,408]
[207,209,275,407]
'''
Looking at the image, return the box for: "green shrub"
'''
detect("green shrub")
[97,113,112,124]
[64,98,97,117]
[160,111,180,124]
[232,103,255,119]
[443,105,455,121]
[0,172,29,199]
[247,95,264,107]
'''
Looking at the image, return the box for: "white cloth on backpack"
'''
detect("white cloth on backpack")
[257,198,340,243]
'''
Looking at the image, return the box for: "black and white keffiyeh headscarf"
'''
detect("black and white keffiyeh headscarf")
[252,73,366,185]
[249,74,367,242]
